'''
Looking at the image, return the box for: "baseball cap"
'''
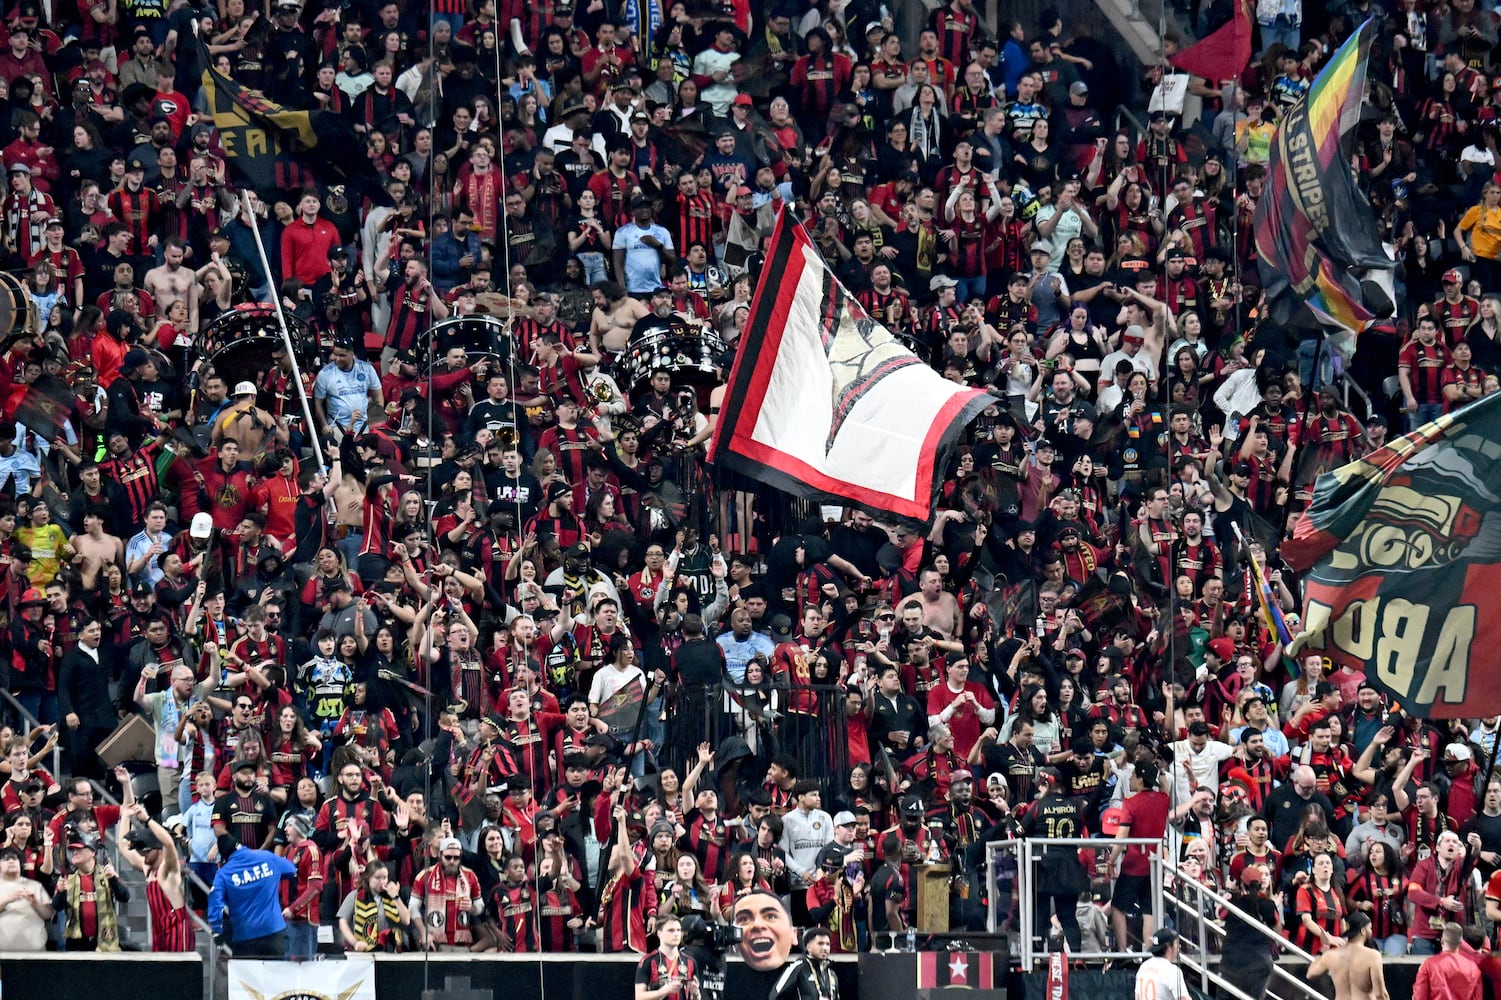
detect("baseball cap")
[1150,928,1179,955]
[930,274,959,291]
[1122,325,1146,345]
[732,93,753,106]
[1069,81,1088,96]
[1444,743,1474,762]
[190,512,214,539]
[1030,239,1054,255]
[1444,268,1464,284]
[833,810,857,826]
[232,381,257,397]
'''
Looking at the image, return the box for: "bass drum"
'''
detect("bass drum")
[624,316,726,392]
[195,303,317,374]
[429,315,508,361]
[0,270,36,337]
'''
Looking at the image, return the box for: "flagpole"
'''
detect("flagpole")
[237,190,327,473]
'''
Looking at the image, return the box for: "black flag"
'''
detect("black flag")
[186,37,388,206]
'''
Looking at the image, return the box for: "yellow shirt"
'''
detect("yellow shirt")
[1458,202,1501,260]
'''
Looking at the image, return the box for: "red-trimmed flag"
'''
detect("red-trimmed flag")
[1282,396,1501,718]
[917,950,995,989]
[1169,0,1252,81]
[707,210,992,522]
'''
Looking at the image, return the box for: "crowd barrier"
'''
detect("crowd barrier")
[658,683,855,785]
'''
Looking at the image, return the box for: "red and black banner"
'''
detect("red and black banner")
[917,950,996,990]
[1283,395,1501,717]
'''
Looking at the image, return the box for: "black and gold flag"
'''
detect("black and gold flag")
[188,38,387,206]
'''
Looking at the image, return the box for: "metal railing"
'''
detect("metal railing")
[0,686,62,778]
[1160,856,1323,1000]
[659,683,854,789]
[85,775,218,999]
[986,837,1167,971]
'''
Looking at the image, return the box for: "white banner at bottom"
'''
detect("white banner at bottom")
[228,957,376,1000]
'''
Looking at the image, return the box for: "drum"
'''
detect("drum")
[624,316,727,391]
[429,315,507,358]
[0,271,35,336]
[195,303,317,375]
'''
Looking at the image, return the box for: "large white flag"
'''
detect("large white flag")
[708,209,991,522]
[228,958,376,1000]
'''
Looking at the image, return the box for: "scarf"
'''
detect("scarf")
[5,188,44,257]
[421,866,479,945]
[351,891,407,951]
[65,869,120,951]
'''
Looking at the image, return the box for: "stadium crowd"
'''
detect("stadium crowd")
[0,0,1497,989]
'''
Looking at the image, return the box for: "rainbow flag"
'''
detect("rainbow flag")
[1254,20,1393,338]
[1233,524,1294,647]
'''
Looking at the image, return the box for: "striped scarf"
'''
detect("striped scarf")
[65,870,120,951]
[351,892,406,951]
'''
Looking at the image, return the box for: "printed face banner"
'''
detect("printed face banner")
[709,209,991,522]
[228,957,376,1000]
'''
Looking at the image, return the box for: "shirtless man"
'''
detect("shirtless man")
[1307,912,1388,1000]
[898,567,962,642]
[212,381,282,456]
[70,510,123,591]
[588,280,650,358]
[332,468,367,542]
[143,237,198,331]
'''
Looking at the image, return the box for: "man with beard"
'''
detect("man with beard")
[313,760,391,852]
[382,257,450,366]
[410,836,485,951]
[143,237,197,329]
[929,770,989,861]
[135,655,220,816]
[211,758,277,850]
[1228,724,1287,813]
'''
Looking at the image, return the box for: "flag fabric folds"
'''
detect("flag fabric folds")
[1168,0,1252,81]
[707,210,992,522]
[1235,524,1294,647]
[191,39,386,205]
[1282,396,1501,718]
[1253,19,1393,337]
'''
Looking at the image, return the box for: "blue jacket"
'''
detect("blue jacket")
[208,847,297,941]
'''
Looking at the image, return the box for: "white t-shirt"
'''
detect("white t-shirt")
[1134,955,1188,1000]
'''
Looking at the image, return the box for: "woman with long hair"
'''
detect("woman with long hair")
[998,684,1062,756]
[1293,851,1346,954]
[1047,305,1108,385]
[717,851,773,913]
[659,852,721,922]
[1346,837,1406,955]
[1466,294,1501,371]
[338,860,411,952]
[267,704,321,797]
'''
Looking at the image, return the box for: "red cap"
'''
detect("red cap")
[1100,807,1127,836]
[732,93,754,106]
[1240,863,1266,887]
[1443,268,1464,284]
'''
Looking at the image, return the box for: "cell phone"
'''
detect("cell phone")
[845,862,862,880]
[1034,616,1046,638]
